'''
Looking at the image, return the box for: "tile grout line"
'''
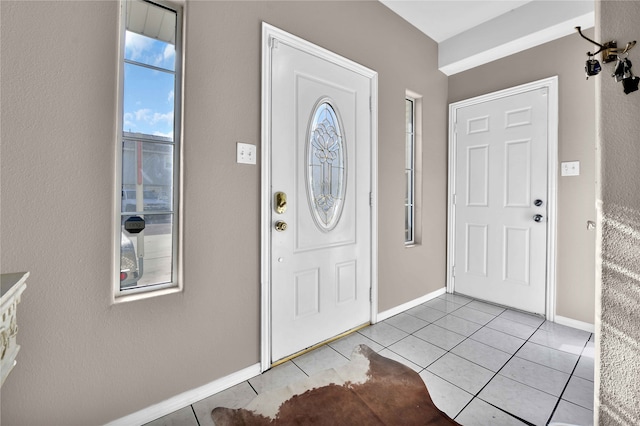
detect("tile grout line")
[455,309,591,424]
[383,299,499,419]
[397,298,567,424]
[292,344,351,377]
[544,334,593,424]
[379,298,472,370]
[190,405,201,426]
[432,302,530,421]
[452,317,548,424]
[438,302,530,421]
[247,380,259,396]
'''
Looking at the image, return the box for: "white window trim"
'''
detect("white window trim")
[405,90,423,247]
[112,0,184,304]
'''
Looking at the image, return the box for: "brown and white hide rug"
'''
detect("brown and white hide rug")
[211,344,460,425]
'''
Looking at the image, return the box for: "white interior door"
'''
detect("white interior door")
[266,27,374,362]
[451,84,553,315]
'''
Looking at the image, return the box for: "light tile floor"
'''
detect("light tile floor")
[146,294,595,426]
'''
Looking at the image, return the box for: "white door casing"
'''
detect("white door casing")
[261,24,378,368]
[447,77,558,317]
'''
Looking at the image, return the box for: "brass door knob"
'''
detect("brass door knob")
[275,221,288,232]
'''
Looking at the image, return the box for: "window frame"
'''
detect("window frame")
[112,0,184,303]
[405,91,422,247]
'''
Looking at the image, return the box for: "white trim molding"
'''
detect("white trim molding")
[439,2,594,75]
[105,363,261,426]
[555,315,595,334]
[377,287,446,322]
[447,76,559,322]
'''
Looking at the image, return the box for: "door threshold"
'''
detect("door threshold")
[456,292,545,318]
[270,323,370,369]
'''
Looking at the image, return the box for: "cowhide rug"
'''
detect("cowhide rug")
[211,344,459,425]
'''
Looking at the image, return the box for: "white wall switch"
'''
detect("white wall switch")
[561,161,580,176]
[237,142,256,165]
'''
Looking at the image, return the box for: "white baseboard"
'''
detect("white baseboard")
[106,363,261,426]
[376,287,446,322]
[554,315,595,333]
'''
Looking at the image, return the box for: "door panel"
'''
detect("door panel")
[504,227,530,284]
[467,145,489,206]
[466,224,488,277]
[505,140,531,207]
[454,88,548,314]
[270,39,372,362]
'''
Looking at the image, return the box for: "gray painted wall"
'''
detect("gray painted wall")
[596,1,640,424]
[0,1,447,423]
[449,32,597,324]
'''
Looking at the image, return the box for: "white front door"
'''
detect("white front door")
[450,81,556,315]
[264,26,375,362]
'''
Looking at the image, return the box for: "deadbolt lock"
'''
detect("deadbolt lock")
[275,192,287,214]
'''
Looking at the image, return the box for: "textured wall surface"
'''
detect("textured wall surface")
[449,31,597,324]
[0,1,446,424]
[596,0,640,424]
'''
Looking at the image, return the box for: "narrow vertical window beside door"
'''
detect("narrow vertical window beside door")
[115,0,182,300]
[405,97,416,245]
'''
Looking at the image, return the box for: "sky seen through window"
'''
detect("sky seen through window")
[123,30,175,139]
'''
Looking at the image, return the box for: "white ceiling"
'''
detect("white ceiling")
[380,0,595,75]
[380,0,535,43]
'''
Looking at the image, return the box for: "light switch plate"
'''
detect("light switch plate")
[561,161,580,176]
[237,142,256,165]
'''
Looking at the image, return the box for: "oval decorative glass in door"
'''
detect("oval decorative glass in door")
[306,99,346,231]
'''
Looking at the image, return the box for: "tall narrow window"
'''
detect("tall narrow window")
[115,0,182,299]
[405,97,416,245]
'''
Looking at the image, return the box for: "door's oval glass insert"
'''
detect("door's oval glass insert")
[306,99,346,231]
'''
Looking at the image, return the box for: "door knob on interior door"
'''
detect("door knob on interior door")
[275,220,288,232]
[533,214,544,222]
